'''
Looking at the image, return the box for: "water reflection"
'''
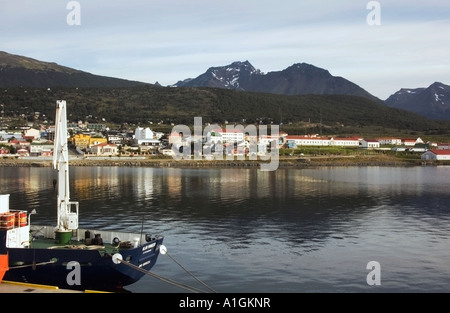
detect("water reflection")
[2,165,450,292]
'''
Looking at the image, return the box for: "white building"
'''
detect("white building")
[285,135,331,147]
[23,128,41,140]
[208,129,244,144]
[359,139,380,149]
[30,142,54,156]
[284,136,359,147]
[331,137,360,146]
[376,137,402,145]
[91,143,118,156]
[134,127,160,147]
[402,137,424,146]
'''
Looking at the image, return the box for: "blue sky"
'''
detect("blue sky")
[1,0,449,99]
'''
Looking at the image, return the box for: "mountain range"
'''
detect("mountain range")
[172,60,381,103]
[1,51,449,121]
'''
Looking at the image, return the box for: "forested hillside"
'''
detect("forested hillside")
[1,85,449,138]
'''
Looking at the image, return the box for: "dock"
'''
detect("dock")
[0,280,111,293]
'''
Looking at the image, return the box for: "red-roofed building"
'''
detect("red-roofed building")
[91,143,118,156]
[402,137,424,146]
[421,150,450,160]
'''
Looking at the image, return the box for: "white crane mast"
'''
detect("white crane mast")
[53,100,79,233]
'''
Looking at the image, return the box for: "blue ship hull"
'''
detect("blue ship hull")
[1,228,164,292]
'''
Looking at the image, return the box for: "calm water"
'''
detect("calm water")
[1,165,450,293]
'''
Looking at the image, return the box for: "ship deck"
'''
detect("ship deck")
[28,235,125,255]
[29,225,158,254]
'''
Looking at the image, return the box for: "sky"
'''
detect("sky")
[1,0,449,100]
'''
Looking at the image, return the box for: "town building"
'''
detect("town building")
[359,139,380,149]
[421,150,450,160]
[91,143,118,156]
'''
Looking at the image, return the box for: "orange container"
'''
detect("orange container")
[0,213,15,230]
[14,211,27,227]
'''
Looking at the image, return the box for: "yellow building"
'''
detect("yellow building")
[70,134,90,150]
[70,134,107,150]
[89,137,107,147]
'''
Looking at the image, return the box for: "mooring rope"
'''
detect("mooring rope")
[118,258,210,293]
[162,248,217,293]
[8,260,56,269]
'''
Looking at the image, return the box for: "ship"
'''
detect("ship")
[0,100,165,292]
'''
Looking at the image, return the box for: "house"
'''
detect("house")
[23,128,41,141]
[359,139,380,149]
[91,143,118,156]
[9,140,30,154]
[421,150,450,160]
[402,137,424,146]
[107,133,124,146]
[30,141,54,157]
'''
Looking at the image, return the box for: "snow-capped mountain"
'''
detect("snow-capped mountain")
[172,61,262,90]
[172,61,380,102]
[385,82,450,120]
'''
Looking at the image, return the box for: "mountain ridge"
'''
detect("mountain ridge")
[385,82,450,120]
[172,60,382,103]
[0,51,148,88]
[1,51,450,121]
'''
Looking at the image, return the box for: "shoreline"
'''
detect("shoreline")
[0,154,440,168]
